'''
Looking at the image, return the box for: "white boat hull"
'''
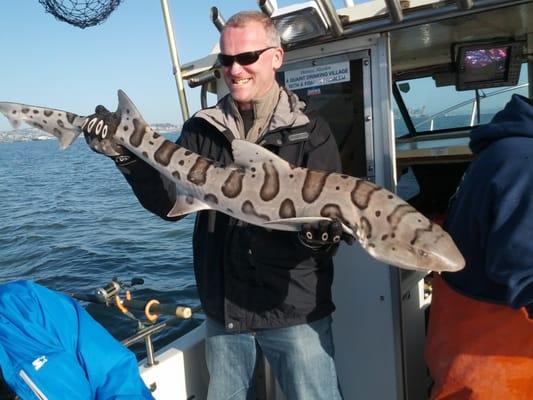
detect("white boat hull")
[139,324,209,400]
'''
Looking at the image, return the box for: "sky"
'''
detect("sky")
[0,1,350,131]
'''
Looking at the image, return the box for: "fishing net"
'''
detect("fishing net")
[38,0,124,29]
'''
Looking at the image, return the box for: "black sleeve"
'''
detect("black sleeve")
[115,119,201,221]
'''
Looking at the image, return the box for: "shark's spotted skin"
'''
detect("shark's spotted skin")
[351,180,380,209]
[154,141,178,166]
[242,200,270,222]
[187,158,213,186]
[302,170,329,203]
[260,162,280,201]
[204,194,219,204]
[279,199,296,219]
[0,90,465,273]
[222,170,244,198]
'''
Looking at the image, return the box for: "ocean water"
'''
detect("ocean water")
[0,137,201,358]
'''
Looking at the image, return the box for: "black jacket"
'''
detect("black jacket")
[121,89,342,331]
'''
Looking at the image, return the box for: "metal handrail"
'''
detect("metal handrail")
[413,83,529,130]
[160,0,190,121]
[341,0,531,40]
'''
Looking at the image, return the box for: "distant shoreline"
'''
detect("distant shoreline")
[0,125,181,145]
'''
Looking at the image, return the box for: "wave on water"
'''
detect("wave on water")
[0,139,201,358]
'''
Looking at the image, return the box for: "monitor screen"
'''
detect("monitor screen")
[455,41,522,90]
[462,47,509,83]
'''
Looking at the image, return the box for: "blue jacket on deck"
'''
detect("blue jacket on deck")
[0,280,153,399]
[443,94,533,308]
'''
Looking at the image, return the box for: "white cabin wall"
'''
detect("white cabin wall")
[331,34,406,400]
[279,35,430,399]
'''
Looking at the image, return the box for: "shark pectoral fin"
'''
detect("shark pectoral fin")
[166,194,212,218]
[231,139,292,171]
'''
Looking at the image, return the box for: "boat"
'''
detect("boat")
[126,1,531,399]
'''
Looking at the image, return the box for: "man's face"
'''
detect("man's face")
[220,21,283,110]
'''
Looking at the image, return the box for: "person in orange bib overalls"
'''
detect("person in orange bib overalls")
[425,94,533,400]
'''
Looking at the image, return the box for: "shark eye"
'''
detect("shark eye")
[102,125,108,139]
[321,232,329,241]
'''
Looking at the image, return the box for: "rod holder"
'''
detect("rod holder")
[385,0,404,23]
[258,0,275,16]
[188,70,220,88]
[315,0,344,37]
[210,6,225,32]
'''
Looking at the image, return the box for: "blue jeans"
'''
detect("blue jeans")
[205,316,342,400]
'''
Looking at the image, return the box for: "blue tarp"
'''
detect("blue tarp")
[0,280,153,399]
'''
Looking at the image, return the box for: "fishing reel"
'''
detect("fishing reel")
[91,277,193,324]
[95,277,144,305]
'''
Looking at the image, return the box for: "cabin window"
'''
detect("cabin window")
[393,63,529,137]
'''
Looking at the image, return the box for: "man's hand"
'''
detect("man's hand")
[82,105,136,165]
[299,219,354,249]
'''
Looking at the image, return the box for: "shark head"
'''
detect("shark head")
[358,208,465,272]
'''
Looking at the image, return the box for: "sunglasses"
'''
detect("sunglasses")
[217,47,277,67]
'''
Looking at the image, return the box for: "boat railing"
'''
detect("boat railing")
[413,83,529,132]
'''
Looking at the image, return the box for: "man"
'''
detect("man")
[425,94,533,399]
[83,11,344,400]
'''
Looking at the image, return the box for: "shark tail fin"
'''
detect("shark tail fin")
[0,101,84,150]
[5,113,21,130]
[0,102,22,129]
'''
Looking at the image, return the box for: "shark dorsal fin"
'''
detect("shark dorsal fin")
[117,89,147,124]
[231,139,291,171]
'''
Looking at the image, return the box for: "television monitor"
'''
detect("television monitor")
[455,41,522,91]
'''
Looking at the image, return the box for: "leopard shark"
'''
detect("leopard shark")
[0,90,464,272]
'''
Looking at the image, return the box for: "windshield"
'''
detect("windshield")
[393,64,529,137]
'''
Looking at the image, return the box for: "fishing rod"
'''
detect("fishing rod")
[69,277,200,323]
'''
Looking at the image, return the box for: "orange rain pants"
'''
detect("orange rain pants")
[425,274,533,400]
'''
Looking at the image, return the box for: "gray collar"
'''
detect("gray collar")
[194,87,310,142]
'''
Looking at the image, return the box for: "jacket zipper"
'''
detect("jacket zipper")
[19,369,48,400]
